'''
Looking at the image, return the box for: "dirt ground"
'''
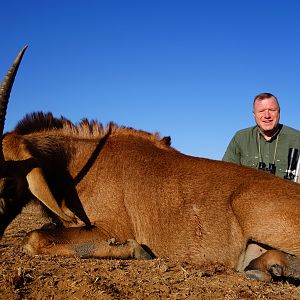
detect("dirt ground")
[1,205,300,300]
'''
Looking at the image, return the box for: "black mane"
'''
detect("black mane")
[12,112,172,149]
[14,112,66,135]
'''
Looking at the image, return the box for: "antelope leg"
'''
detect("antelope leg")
[22,226,152,260]
[244,249,300,282]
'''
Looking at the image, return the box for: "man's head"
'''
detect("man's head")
[253,93,280,138]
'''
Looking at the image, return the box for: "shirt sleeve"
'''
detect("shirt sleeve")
[222,135,241,164]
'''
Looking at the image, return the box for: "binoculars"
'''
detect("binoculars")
[257,148,299,179]
[257,162,276,175]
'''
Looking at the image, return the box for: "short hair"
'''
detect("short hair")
[253,93,280,112]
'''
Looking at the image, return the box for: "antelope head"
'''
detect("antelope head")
[0,47,75,238]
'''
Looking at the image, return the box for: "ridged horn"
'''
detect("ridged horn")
[0,46,28,161]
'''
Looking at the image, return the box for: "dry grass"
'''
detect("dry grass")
[1,205,300,299]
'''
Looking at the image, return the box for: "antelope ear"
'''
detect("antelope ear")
[26,167,75,223]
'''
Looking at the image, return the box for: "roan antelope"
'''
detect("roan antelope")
[1,46,300,282]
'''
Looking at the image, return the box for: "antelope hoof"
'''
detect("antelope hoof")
[127,239,152,260]
[245,269,272,282]
[269,264,284,277]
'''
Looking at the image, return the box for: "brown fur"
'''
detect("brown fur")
[1,112,300,282]
[1,48,300,282]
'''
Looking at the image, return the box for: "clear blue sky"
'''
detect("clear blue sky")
[1,0,300,159]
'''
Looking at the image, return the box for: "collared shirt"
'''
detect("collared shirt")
[222,124,300,178]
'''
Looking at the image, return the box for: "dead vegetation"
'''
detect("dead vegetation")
[0,204,299,300]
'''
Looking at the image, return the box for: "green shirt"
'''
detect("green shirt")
[222,124,300,178]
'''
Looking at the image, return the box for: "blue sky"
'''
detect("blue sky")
[1,1,300,159]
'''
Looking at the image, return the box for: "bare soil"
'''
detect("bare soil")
[1,205,300,300]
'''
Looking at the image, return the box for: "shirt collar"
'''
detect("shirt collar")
[257,124,283,141]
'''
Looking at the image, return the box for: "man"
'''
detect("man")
[223,93,300,179]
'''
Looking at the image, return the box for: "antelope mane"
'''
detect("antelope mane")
[12,112,172,149]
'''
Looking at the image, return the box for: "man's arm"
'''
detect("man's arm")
[222,135,241,164]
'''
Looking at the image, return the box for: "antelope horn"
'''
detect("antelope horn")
[0,46,28,160]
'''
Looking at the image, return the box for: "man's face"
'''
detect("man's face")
[253,97,280,134]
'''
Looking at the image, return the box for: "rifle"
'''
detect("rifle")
[294,152,300,183]
[284,148,300,183]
